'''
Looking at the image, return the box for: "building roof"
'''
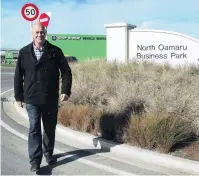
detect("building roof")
[1,48,19,51]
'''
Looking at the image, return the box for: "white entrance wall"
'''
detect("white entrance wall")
[105,22,199,66]
[104,23,136,63]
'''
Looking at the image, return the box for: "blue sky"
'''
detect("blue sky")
[1,0,199,48]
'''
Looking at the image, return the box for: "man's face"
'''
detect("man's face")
[32,25,46,44]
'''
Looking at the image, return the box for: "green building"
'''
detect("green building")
[47,34,106,62]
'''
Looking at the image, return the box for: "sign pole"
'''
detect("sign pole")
[21,3,39,41]
[45,27,48,40]
[30,21,33,41]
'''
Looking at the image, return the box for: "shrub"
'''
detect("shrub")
[126,113,195,153]
[58,60,199,153]
[58,104,101,133]
[67,60,199,135]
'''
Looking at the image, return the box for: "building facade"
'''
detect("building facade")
[47,34,106,62]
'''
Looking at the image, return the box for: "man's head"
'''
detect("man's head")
[32,22,47,46]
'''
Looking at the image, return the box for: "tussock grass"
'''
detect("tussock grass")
[58,104,101,133]
[58,60,199,153]
[126,114,194,153]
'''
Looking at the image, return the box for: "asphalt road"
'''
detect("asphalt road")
[0,66,174,175]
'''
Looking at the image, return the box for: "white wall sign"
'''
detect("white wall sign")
[105,23,199,67]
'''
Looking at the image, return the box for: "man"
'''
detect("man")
[14,22,72,172]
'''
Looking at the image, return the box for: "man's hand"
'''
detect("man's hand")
[60,94,69,102]
[16,101,24,108]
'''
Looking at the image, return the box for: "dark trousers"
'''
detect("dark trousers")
[26,103,58,165]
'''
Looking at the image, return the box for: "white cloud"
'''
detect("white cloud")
[137,20,199,39]
[137,21,160,29]
[137,21,199,39]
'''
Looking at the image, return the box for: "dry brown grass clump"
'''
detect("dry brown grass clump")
[58,104,101,134]
[126,113,195,153]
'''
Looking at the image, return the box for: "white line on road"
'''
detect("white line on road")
[0,72,14,75]
[0,120,135,175]
[1,88,14,95]
[0,89,136,175]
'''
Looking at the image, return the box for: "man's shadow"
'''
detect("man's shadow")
[37,137,117,175]
[38,101,145,175]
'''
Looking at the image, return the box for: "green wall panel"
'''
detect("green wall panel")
[47,34,106,62]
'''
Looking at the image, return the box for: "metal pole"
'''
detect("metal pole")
[45,27,47,40]
[30,21,33,41]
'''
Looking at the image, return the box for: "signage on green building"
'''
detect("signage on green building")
[47,34,106,62]
[4,51,14,64]
[5,51,14,59]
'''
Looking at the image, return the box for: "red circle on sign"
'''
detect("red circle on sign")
[21,3,39,21]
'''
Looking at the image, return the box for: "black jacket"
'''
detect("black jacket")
[14,41,72,105]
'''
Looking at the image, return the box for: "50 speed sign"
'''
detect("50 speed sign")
[21,3,39,21]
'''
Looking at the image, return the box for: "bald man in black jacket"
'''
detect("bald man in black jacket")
[14,22,72,172]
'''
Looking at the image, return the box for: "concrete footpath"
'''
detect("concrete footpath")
[9,92,199,175]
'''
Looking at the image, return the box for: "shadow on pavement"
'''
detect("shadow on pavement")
[37,146,113,175]
[1,97,8,102]
[37,100,146,175]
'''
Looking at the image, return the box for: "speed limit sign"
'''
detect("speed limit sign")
[21,3,39,21]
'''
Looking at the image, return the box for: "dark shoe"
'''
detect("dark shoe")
[30,163,40,172]
[45,155,57,165]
